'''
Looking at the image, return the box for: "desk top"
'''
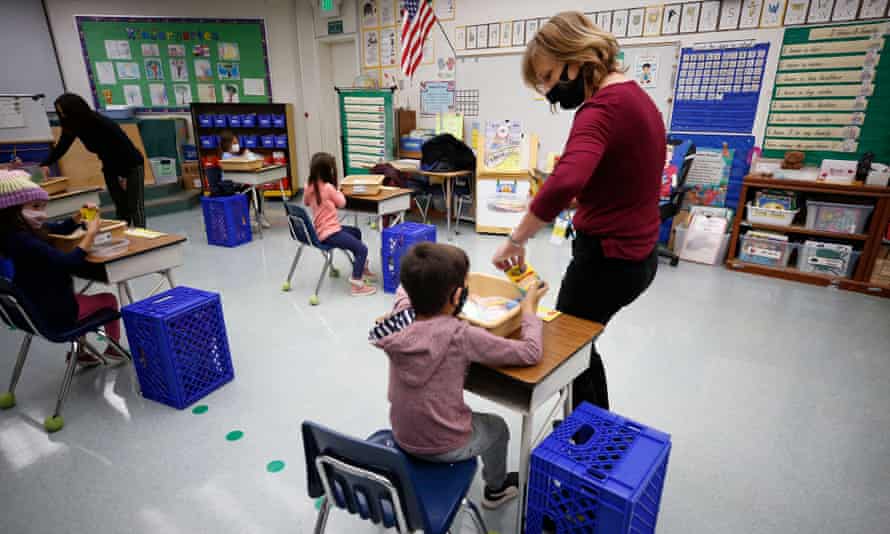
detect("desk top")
[491,314,603,384]
[345,186,413,202]
[419,169,473,178]
[49,187,102,201]
[86,233,187,264]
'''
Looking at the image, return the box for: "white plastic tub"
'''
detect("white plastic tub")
[797,242,860,278]
[746,203,799,227]
[805,200,874,234]
[674,225,731,265]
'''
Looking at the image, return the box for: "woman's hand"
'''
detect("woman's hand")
[492,239,526,272]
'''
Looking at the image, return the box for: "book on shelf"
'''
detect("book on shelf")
[755,190,796,211]
[746,230,789,242]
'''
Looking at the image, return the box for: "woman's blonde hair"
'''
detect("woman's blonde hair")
[522,11,621,96]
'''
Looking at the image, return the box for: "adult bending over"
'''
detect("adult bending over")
[492,12,664,410]
[41,94,146,227]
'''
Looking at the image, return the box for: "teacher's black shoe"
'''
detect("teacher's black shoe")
[482,472,519,509]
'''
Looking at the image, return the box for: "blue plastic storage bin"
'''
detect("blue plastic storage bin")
[261,134,275,148]
[242,113,257,127]
[0,257,14,280]
[213,115,228,127]
[198,114,214,128]
[121,287,235,410]
[526,403,672,534]
[258,114,272,128]
[201,195,252,247]
[272,113,286,128]
[228,114,242,128]
[241,134,258,148]
[274,134,288,148]
[381,223,437,293]
[400,137,424,153]
[182,144,198,161]
[199,135,218,149]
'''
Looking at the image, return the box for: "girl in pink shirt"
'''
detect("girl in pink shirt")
[303,153,377,296]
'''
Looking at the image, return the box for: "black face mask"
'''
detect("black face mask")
[452,286,469,317]
[545,64,587,110]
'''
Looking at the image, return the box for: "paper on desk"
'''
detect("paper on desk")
[125,228,165,239]
[537,306,562,322]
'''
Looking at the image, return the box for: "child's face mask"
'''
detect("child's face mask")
[21,208,48,230]
[230,143,240,153]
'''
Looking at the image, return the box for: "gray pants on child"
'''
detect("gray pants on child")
[416,412,509,489]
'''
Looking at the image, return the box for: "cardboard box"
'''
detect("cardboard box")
[341,175,385,196]
[181,162,202,190]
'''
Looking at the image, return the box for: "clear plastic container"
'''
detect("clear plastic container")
[746,202,799,226]
[805,200,874,234]
[674,225,731,265]
[738,234,794,267]
[797,242,860,278]
[88,238,130,258]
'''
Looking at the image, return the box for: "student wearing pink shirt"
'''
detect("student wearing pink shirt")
[303,153,377,296]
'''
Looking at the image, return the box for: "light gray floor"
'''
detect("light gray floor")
[1,204,889,534]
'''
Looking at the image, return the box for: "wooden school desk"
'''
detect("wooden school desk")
[222,164,289,238]
[342,187,413,230]
[47,187,102,219]
[464,313,604,529]
[78,233,187,307]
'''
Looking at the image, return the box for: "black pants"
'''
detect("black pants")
[556,233,658,411]
[104,165,146,228]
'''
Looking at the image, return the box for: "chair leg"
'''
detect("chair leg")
[462,498,489,534]
[312,252,332,304]
[102,333,142,396]
[283,245,305,291]
[455,196,466,235]
[45,339,81,432]
[0,334,33,408]
[313,496,332,534]
[415,194,432,224]
[81,339,108,366]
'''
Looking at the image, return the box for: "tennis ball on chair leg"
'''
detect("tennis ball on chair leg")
[329,268,340,278]
[44,415,64,433]
[281,281,291,292]
[309,295,320,306]
[0,392,15,409]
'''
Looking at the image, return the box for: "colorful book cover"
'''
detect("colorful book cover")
[484,120,522,171]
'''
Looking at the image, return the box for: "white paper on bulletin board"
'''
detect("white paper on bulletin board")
[475,178,531,233]
[420,80,455,116]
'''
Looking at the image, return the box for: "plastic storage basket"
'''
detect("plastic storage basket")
[200,135,218,149]
[228,114,242,128]
[381,223,437,293]
[261,134,275,148]
[241,135,258,148]
[122,287,235,410]
[674,225,731,264]
[275,134,288,148]
[150,157,177,184]
[182,144,198,161]
[213,115,228,127]
[272,113,286,128]
[805,200,874,234]
[745,203,799,227]
[258,114,272,127]
[797,242,860,278]
[527,402,672,534]
[242,113,257,127]
[198,114,214,128]
[201,195,252,247]
[738,234,794,267]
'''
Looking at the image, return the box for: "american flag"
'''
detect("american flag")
[400,0,436,78]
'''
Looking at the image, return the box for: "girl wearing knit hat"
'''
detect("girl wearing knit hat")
[0,170,125,367]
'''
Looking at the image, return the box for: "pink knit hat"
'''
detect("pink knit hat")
[0,170,49,209]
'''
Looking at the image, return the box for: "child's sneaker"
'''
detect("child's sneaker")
[363,268,378,283]
[351,279,377,296]
[482,472,520,509]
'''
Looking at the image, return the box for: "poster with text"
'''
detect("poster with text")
[380,27,397,66]
[380,0,396,26]
[217,63,240,80]
[680,3,701,33]
[434,0,455,20]
[467,25,478,49]
[644,6,664,36]
[167,44,185,57]
[361,0,379,28]
[807,0,834,22]
[364,30,380,67]
[96,62,116,85]
[512,21,525,46]
[860,0,888,18]
[173,84,192,105]
[719,0,743,29]
[500,21,512,47]
[761,0,788,27]
[454,26,466,50]
[476,178,531,231]
[699,1,721,30]
[739,0,765,28]
[169,59,188,82]
[628,8,646,36]
[635,55,659,89]
[612,10,629,37]
[785,0,811,23]
[123,85,142,107]
[662,5,682,34]
[489,23,500,49]
[832,0,861,20]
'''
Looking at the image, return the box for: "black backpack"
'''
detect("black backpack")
[420,134,476,172]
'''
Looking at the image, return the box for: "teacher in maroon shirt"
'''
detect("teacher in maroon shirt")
[493,12,664,411]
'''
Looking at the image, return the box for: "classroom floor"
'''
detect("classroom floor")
[1,204,888,534]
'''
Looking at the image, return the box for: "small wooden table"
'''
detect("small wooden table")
[47,187,102,219]
[464,313,604,529]
[222,164,289,238]
[342,187,413,230]
[78,233,188,307]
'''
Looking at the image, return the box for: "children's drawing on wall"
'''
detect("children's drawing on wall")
[699,1,721,31]
[194,60,213,81]
[219,42,240,61]
[627,8,645,37]
[149,84,168,106]
[380,0,396,25]
[141,43,160,57]
[662,5,681,33]
[167,44,185,57]
[123,85,143,107]
[218,63,240,80]
[173,84,192,105]
[361,0,378,29]
[198,84,217,103]
[223,84,240,103]
[169,59,188,81]
[116,62,139,80]
[144,59,163,81]
[635,56,658,89]
[192,43,210,57]
[96,62,116,85]
[364,30,380,67]
[104,40,131,60]
[860,0,889,18]
[437,56,456,80]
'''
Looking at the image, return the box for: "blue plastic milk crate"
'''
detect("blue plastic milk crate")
[272,113,286,128]
[258,114,272,127]
[201,195,252,247]
[261,134,276,148]
[200,135,218,149]
[228,114,242,128]
[182,143,198,161]
[526,403,672,534]
[242,113,257,127]
[198,114,214,128]
[381,222,437,293]
[274,133,288,148]
[213,115,228,127]
[122,287,235,410]
[241,134,258,148]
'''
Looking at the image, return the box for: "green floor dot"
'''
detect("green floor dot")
[192,405,209,415]
[226,430,244,441]
[266,460,286,473]
[315,497,325,510]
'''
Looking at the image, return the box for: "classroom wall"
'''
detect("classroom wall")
[391,0,788,164]
[41,0,313,186]
[0,0,66,110]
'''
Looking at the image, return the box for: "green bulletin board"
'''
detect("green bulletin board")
[337,88,395,176]
[76,16,272,113]
[763,20,890,165]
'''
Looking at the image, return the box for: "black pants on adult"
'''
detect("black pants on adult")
[104,164,146,228]
[556,233,658,411]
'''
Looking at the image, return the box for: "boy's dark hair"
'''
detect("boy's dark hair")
[642,63,651,69]
[400,242,469,316]
[219,130,236,153]
[308,152,338,206]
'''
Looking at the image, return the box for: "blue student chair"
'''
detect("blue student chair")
[0,278,137,433]
[302,421,488,534]
[282,203,355,305]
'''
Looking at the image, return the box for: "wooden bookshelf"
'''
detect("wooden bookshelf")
[727,174,890,298]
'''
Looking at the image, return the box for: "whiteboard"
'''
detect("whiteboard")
[454,42,679,165]
[0,97,52,143]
